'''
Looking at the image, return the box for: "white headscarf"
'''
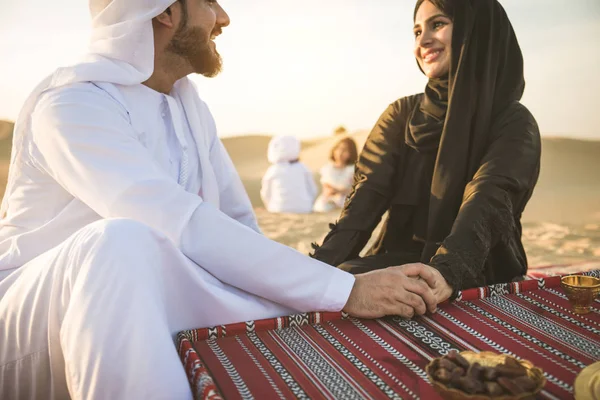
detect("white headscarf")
[267,136,301,164]
[1,0,220,216]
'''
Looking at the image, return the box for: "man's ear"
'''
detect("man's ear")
[154,6,177,29]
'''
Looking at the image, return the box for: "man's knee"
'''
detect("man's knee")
[72,218,170,268]
[65,218,172,284]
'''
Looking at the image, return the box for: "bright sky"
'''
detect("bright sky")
[1,0,599,139]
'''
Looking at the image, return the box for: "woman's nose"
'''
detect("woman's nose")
[418,28,434,47]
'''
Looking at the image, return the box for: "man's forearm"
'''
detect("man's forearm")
[180,202,356,312]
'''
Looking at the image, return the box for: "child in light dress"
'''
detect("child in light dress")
[260,135,317,214]
[313,137,358,213]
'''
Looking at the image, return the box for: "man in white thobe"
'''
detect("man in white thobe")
[0,0,445,398]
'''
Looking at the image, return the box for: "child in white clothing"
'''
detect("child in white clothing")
[313,137,358,213]
[261,135,317,213]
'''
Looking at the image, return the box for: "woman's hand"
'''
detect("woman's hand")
[404,263,453,304]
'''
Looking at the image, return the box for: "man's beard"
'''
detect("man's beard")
[167,24,222,78]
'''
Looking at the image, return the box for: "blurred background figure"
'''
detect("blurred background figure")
[313,137,358,213]
[261,135,316,214]
[333,125,348,136]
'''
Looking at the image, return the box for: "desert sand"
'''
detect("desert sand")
[0,119,598,272]
[221,130,600,272]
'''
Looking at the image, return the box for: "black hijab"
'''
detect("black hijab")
[407,0,525,261]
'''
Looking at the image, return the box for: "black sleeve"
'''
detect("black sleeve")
[429,103,541,295]
[311,100,407,266]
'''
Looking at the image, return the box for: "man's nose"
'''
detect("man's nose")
[216,3,231,28]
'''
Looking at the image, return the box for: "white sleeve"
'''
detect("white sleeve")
[210,136,261,233]
[32,87,355,312]
[182,203,355,312]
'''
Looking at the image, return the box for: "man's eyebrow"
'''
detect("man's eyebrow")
[413,13,448,29]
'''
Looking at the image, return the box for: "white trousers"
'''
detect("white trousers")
[0,219,294,399]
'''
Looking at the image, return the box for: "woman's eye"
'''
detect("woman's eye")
[414,30,422,37]
[433,21,445,29]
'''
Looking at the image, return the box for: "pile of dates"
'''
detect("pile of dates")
[431,350,538,397]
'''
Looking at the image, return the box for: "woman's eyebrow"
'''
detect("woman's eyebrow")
[414,13,448,30]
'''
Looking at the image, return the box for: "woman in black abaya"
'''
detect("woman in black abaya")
[311,0,541,303]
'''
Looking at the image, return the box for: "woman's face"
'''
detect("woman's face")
[413,1,453,79]
[333,143,351,165]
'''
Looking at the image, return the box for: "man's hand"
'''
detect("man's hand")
[342,264,438,319]
[405,263,453,304]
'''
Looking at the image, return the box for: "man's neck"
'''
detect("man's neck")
[143,54,192,94]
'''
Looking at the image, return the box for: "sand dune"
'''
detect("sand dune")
[5,116,594,226]
[3,116,597,227]
[0,120,14,142]
[223,133,600,225]
[0,119,598,267]
[524,138,600,224]
[222,132,599,267]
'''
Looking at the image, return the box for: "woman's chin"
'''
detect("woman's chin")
[425,70,441,79]
[423,65,450,80]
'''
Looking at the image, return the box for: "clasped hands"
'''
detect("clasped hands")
[343,263,453,319]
